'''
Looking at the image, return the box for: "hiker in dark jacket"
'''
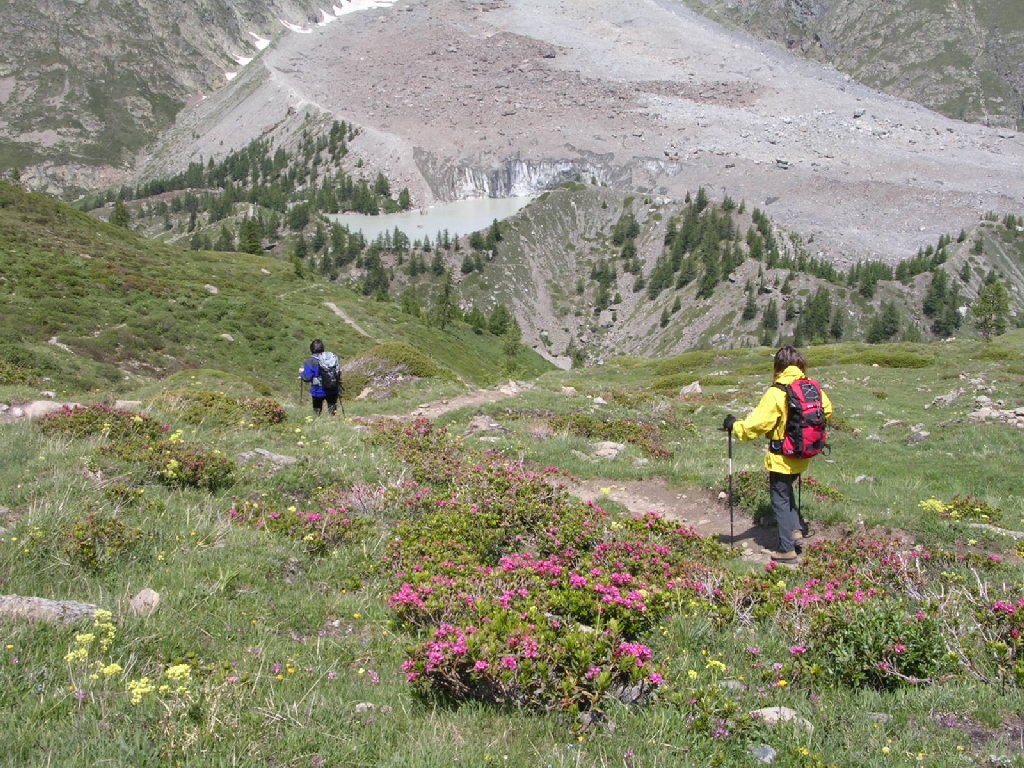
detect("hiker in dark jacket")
[722,346,832,564]
[300,339,341,416]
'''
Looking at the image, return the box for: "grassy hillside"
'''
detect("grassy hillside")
[0,327,1023,765]
[0,182,550,397]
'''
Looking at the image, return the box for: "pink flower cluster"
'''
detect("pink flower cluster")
[783,577,884,609]
[616,641,653,668]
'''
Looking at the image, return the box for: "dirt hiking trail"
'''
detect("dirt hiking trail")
[568,477,784,564]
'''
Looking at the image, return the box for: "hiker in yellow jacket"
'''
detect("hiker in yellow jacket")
[722,346,832,563]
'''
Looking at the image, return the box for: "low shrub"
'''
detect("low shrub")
[106,435,235,491]
[808,598,950,689]
[152,390,286,427]
[368,417,464,485]
[228,499,370,556]
[39,404,165,443]
[918,495,1003,525]
[850,348,934,369]
[549,413,672,458]
[0,358,39,385]
[725,470,772,523]
[978,596,1024,685]
[63,512,143,572]
[400,617,663,713]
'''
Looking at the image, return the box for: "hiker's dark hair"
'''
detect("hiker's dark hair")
[310,339,325,355]
[773,345,807,375]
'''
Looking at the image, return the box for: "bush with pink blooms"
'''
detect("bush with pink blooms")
[228,498,369,555]
[39,403,166,443]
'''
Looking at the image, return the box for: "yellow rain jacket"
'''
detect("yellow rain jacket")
[731,365,833,475]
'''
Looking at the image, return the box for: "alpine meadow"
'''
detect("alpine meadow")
[1,1,1024,766]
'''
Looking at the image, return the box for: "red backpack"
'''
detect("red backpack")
[770,378,828,459]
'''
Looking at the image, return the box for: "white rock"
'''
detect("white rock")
[592,441,625,458]
[749,706,814,733]
[204,284,219,294]
[679,381,702,396]
[129,588,161,617]
[0,595,97,625]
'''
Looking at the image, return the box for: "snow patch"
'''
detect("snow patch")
[232,54,254,66]
[225,71,238,81]
[279,18,313,34]
[248,32,271,50]
[279,1,400,35]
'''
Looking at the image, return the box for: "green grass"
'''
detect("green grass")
[3,185,1024,767]
[2,330,1023,765]
[0,182,549,397]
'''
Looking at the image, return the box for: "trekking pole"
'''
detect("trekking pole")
[338,372,346,417]
[798,474,806,536]
[727,428,735,547]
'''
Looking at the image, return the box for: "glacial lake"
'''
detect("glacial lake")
[327,196,536,241]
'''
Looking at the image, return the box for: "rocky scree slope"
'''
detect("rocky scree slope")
[678,0,1024,130]
[0,0,320,193]
[134,0,1024,268]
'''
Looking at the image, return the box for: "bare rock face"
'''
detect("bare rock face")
[0,595,98,625]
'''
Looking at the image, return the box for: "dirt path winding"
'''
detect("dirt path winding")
[568,477,778,562]
[325,301,375,340]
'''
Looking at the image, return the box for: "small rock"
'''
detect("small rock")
[235,448,298,467]
[204,284,219,294]
[0,595,98,625]
[21,401,78,419]
[561,386,577,395]
[464,414,509,436]
[881,419,904,429]
[592,396,607,405]
[908,430,930,444]
[865,434,881,442]
[926,388,964,409]
[40,390,56,399]
[855,475,876,484]
[865,712,893,723]
[221,333,234,342]
[354,702,376,714]
[592,441,625,458]
[718,679,745,691]
[749,744,777,764]
[679,381,702,396]
[749,706,814,733]
[129,588,160,617]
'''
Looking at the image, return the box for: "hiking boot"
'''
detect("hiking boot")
[770,550,799,564]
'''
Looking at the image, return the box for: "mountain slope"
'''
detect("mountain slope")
[131,0,1024,268]
[677,0,1024,130]
[0,182,550,394]
[0,0,319,193]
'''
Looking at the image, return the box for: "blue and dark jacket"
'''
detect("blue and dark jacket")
[301,352,340,397]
